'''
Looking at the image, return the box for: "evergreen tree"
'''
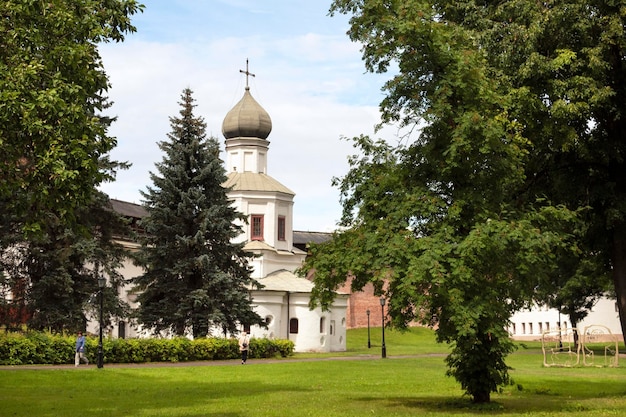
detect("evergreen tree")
[0,0,141,332]
[134,89,263,338]
[0,191,132,333]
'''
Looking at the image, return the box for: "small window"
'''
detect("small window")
[320,317,326,333]
[289,318,299,334]
[330,320,335,336]
[278,216,286,241]
[251,215,264,241]
[118,321,126,339]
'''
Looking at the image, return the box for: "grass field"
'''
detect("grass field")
[1,328,625,417]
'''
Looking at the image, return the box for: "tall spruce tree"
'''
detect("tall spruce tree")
[0,190,133,333]
[134,89,263,338]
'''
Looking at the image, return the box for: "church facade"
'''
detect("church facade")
[96,78,348,352]
[219,76,348,352]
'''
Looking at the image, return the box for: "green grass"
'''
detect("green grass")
[2,328,626,417]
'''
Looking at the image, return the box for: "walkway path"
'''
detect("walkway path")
[0,354,445,370]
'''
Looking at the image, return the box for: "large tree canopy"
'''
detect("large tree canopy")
[134,89,264,338]
[0,0,142,332]
[302,0,623,403]
[0,0,143,236]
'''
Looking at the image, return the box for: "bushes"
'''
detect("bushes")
[0,332,74,365]
[0,332,294,365]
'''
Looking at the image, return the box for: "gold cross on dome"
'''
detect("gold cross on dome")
[239,59,256,88]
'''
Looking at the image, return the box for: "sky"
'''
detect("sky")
[98,0,399,232]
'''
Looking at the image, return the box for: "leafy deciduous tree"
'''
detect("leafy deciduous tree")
[0,0,142,236]
[302,0,623,403]
[0,0,142,332]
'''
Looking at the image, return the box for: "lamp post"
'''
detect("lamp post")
[380,297,386,358]
[97,274,106,369]
[366,309,371,348]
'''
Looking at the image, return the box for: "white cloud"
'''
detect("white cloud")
[98,2,393,231]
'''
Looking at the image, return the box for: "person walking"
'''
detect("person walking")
[238,332,250,365]
[75,331,89,366]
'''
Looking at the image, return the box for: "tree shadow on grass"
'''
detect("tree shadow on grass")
[352,378,626,416]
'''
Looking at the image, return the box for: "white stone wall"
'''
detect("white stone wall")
[509,297,622,341]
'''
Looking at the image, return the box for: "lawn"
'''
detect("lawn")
[1,328,625,417]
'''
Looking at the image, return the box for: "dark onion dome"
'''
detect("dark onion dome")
[222,87,272,140]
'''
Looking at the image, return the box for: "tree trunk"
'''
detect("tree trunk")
[612,221,626,346]
[472,390,490,404]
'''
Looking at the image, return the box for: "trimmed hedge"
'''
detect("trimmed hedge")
[0,332,294,365]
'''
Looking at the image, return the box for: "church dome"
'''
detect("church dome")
[222,87,272,140]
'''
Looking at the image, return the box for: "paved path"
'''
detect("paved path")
[0,354,443,370]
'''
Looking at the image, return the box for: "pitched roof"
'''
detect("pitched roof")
[109,199,147,219]
[244,240,306,255]
[256,269,314,292]
[224,172,295,195]
[293,230,332,246]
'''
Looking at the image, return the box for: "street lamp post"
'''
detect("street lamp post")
[97,274,106,369]
[366,309,371,348]
[380,297,386,358]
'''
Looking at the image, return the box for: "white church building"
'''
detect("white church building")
[219,76,348,352]
[98,78,348,353]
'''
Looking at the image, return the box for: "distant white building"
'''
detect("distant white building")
[509,297,621,341]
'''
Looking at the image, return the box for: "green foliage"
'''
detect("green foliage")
[0,0,141,333]
[134,89,264,338]
[0,332,74,365]
[2,350,626,416]
[303,0,626,404]
[0,0,143,236]
[1,191,133,333]
[0,331,294,365]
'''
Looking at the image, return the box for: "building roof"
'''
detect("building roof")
[244,240,306,255]
[224,172,295,195]
[109,199,147,219]
[222,87,272,140]
[256,269,315,292]
[293,231,333,246]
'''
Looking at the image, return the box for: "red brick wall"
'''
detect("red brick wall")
[338,279,387,329]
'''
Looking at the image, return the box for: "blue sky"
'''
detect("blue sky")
[99,0,398,231]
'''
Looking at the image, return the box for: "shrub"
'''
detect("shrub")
[0,332,294,365]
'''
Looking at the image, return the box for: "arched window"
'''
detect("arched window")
[289,318,299,334]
